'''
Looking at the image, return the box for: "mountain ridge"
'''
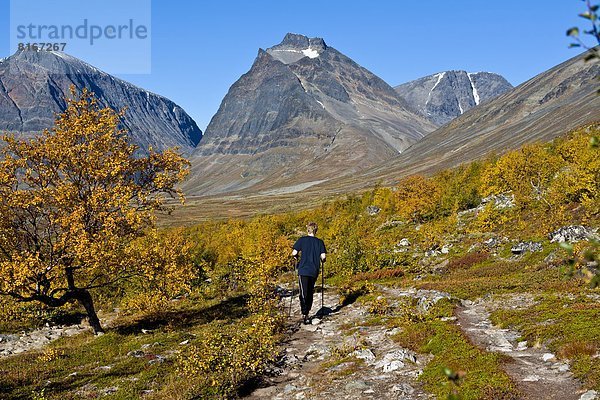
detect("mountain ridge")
[0,49,202,152]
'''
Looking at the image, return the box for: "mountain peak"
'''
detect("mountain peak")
[280,33,326,49]
[7,49,106,77]
[267,33,327,64]
[189,33,435,195]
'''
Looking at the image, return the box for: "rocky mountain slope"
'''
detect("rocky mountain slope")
[0,50,202,152]
[309,49,600,195]
[394,71,513,126]
[185,33,436,196]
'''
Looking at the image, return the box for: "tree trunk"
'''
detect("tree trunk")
[65,267,104,334]
[76,289,104,334]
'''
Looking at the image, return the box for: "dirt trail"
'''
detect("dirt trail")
[0,312,117,358]
[246,288,434,400]
[455,297,595,400]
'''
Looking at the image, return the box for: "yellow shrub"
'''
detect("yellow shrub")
[369,297,392,315]
[419,214,458,250]
[469,203,512,233]
[548,125,600,218]
[481,143,562,207]
[38,347,65,362]
[177,313,281,398]
[120,291,170,316]
[395,175,442,222]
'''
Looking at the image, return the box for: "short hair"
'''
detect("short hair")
[307,222,318,235]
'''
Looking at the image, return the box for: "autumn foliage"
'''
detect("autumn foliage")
[0,87,190,333]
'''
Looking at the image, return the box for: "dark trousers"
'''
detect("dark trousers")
[298,275,316,316]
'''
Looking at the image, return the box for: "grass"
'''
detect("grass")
[0,294,260,400]
[0,329,180,399]
[415,249,579,299]
[390,299,519,400]
[490,294,600,390]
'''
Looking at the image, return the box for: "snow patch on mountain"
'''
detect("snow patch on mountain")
[467,72,480,105]
[426,72,445,107]
[302,48,320,58]
[270,47,320,59]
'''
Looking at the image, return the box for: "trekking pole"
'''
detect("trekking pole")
[288,257,297,318]
[321,260,324,311]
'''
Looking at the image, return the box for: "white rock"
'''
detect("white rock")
[301,324,319,332]
[391,383,415,394]
[542,353,555,362]
[179,340,189,345]
[382,360,404,372]
[352,348,376,362]
[557,363,570,373]
[523,375,541,382]
[283,384,297,393]
[580,390,598,400]
[345,380,368,391]
[516,341,528,351]
[398,238,411,247]
[386,327,401,336]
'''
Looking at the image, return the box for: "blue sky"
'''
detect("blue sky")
[0,0,590,131]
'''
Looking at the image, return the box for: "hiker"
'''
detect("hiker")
[292,222,326,324]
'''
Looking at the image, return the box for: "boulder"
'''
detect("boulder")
[549,225,598,243]
[481,193,515,209]
[367,206,381,216]
[511,241,543,255]
[579,390,598,400]
[398,238,411,247]
[352,348,376,362]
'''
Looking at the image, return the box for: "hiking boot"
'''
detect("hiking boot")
[302,315,311,325]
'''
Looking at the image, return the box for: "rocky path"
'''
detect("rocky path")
[0,311,117,358]
[247,288,435,399]
[0,323,91,357]
[249,287,599,400]
[456,297,597,400]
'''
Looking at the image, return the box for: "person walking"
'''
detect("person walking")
[292,222,326,324]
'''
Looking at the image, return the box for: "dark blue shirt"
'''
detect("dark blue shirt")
[293,236,326,278]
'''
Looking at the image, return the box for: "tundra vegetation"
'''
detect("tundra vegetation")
[0,93,598,398]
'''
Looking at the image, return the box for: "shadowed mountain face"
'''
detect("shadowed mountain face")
[186,33,436,196]
[0,50,202,152]
[395,71,513,126]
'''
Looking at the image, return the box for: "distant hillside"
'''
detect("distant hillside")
[395,71,513,126]
[338,49,600,190]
